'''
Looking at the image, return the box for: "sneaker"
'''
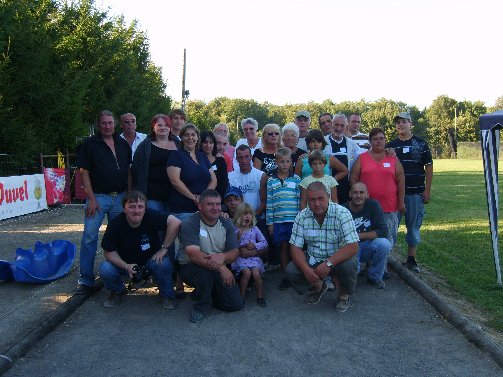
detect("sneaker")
[189,309,205,323]
[325,278,335,291]
[367,278,385,289]
[278,278,291,290]
[74,284,92,294]
[257,298,267,307]
[103,290,127,308]
[403,258,421,273]
[335,296,351,312]
[306,281,328,305]
[161,297,177,310]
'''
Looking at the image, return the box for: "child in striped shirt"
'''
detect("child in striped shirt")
[266,147,301,290]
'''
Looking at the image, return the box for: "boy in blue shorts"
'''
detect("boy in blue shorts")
[266,147,301,290]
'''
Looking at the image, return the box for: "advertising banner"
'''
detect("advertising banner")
[44,168,71,205]
[0,174,48,220]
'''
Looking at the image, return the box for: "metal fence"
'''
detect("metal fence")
[0,153,77,176]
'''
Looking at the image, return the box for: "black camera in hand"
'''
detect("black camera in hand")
[131,264,152,283]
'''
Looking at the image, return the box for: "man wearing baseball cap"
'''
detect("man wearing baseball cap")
[295,110,311,151]
[387,112,433,273]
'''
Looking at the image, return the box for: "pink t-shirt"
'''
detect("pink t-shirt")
[359,152,398,212]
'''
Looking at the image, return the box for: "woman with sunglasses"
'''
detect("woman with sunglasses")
[253,123,283,177]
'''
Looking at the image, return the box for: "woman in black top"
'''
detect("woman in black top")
[253,123,283,177]
[200,131,229,199]
[131,114,179,216]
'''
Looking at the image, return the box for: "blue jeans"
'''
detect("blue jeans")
[99,256,175,298]
[358,238,392,280]
[398,194,425,247]
[148,200,170,217]
[147,200,175,260]
[78,193,124,286]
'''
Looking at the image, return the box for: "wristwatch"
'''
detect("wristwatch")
[161,244,168,250]
[325,259,333,268]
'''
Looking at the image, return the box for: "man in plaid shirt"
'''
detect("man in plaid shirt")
[286,181,359,312]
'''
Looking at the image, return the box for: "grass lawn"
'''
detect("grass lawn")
[394,159,503,332]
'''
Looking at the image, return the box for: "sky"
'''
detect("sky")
[98,0,503,109]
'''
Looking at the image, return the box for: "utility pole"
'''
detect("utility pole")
[181,49,189,111]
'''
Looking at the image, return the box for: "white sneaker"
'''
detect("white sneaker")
[325,277,335,291]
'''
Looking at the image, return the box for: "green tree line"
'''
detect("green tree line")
[0,0,170,157]
[1,1,500,162]
[183,95,496,158]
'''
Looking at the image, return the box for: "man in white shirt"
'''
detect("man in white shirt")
[119,113,147,157]
[324,113,361,204]
[228,144,264,215]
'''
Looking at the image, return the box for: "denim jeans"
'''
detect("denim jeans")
[78,193,124,286]
[358,238,392,281]
[147,200,175,260]
[99,256,175,298]
[179,263,243,314]
[398,194,425,247]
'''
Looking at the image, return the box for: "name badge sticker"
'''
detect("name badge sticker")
[212,165,218,171]
[383,162,391,168]
[141,243,150,251]
[339,147,346,153]
[200,228,208,237]
[403,147,410,153]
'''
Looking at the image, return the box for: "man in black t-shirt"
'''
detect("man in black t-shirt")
[99,191,181,309]
[387,112,433,273]
[75,110,132,294]
[343,182,391,289]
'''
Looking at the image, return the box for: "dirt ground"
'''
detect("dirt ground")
[0,205,106,352]
[0,206,502,365]
[390,248,503,345]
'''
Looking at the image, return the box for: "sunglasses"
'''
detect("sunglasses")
[267,132,280,136]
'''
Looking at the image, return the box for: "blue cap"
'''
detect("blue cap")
[224,186,243,199]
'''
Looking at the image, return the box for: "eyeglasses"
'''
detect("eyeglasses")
[267,132,280,136]
[123,120,136,124]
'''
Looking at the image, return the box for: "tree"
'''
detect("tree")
[0,0,170,158]
[426,95,459,158]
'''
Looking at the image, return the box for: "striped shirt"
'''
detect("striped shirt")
[386,135,433,195]
[266,173,301,225]
[290,202,359,264]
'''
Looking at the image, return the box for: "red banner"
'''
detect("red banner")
[43,168,71,205]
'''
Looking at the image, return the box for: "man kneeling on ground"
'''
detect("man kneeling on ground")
[99,191,181,309]
[178,189,244,323]
[343,182,391,289]
[286,181,359,312]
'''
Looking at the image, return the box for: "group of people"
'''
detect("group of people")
[73,108,433,322]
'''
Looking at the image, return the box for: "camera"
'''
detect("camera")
[131,264,152,283]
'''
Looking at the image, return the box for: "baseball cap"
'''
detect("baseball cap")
[224,186,243,199]
[393,112,412,123]
[295,110,311,119]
